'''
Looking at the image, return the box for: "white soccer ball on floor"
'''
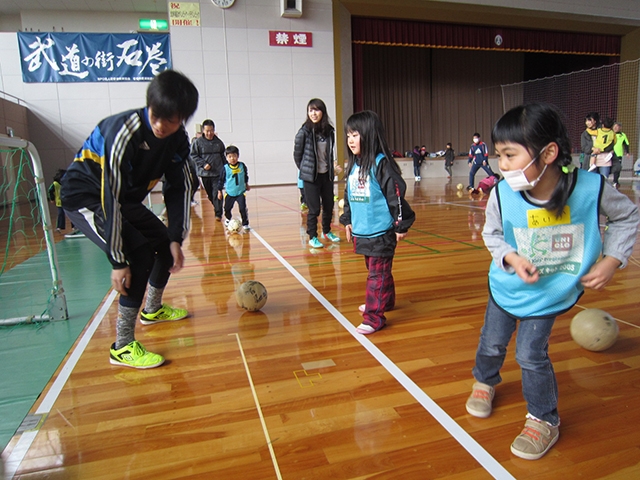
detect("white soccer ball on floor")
[227,218,243,233]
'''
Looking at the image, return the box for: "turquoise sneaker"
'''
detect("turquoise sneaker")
[308,237,323,248]
[322,232,340,243]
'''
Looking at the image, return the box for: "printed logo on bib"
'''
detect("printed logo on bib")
[513,223,584,277]
[527,206,570,228]
[348,174,370,203]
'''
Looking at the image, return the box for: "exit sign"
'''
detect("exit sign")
[139,19,169,30]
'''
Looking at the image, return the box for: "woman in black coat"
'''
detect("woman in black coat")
[293,98,340,248]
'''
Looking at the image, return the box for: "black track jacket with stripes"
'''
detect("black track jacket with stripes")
[61,107,192,268]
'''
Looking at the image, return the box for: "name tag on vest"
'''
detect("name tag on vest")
[527,206,570,228]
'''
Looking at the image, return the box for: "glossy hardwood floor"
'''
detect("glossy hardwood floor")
[6,178,640,479]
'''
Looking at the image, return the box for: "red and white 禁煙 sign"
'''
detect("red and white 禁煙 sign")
[269,31,313,47]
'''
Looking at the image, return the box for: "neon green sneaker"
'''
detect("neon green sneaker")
[140,303,188,325]
[109,341,164,369]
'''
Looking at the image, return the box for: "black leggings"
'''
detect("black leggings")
[65,202,173,309]
[303,173,334,238]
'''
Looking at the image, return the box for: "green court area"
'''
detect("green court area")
[0,238,111,452]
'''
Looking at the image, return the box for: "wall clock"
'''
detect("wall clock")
[212,0,235,8]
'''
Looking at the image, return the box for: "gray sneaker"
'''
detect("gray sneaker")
[510,415,559,460]
[465,382,495,418]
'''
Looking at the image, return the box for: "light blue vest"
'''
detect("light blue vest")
[223,163,247,197]
[489,169,603,317]
[347,153,394,238]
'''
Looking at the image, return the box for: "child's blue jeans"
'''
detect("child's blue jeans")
[472,296,559,425]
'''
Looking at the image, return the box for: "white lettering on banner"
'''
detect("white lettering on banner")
[59,43,89,78]
[116,39,143,68]
[19,33,171,82]
[141,42,168,75]
[24,37,59,72]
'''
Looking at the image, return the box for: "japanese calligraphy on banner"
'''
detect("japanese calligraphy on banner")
[169,2,201,27]
[269,31,313,47]
[17,32,172,83]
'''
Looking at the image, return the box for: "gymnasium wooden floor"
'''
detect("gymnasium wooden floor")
[4,177,640,479]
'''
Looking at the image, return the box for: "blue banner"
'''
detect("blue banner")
[17,32,172,83]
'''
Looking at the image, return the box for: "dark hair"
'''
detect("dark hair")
[303,98,332,136]
[53,168,66,183]
[602,117,614,129]
[225,145,239,156]
[585,112,600,124]
[146,70,198,122]
[473,133,480,138]
[345,110,402,182]
[446,142,452,148]
[492,103,573,217]
[202,119,215,129]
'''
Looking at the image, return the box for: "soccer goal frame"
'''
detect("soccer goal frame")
[0,136,68,324]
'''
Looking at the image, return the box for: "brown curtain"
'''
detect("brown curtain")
[352,17,620,56]
[355,45,523,155]
[359,44,431,155]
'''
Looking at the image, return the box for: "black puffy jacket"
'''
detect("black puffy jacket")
[293,124,335,182]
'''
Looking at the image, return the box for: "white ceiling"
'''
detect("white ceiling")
[0,0,168,15]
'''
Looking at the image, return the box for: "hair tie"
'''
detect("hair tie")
[561,164,575,174]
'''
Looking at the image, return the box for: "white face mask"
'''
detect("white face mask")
[473,138,479,144]
[500,147,548,191]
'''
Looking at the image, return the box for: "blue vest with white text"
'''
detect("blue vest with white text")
[347,153,394,238]
[489,169,603,318]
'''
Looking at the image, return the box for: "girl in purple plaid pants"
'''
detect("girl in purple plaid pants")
[340,111,415,334]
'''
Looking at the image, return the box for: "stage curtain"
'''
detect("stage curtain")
[352,17,620,57]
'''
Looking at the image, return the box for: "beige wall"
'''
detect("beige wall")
[0,97,28,141]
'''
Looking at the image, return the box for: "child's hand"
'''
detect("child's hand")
[246,185,250,191]
[396,231,407,241]
[217,191,222,200]
[204,164,211,170]
[505,252,539,283]
[580,256,621,291]
[345,224,353,243]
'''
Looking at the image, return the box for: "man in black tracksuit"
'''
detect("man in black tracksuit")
[190,119,226,220]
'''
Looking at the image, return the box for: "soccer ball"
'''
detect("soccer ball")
[227,218,243,233]
[570,308,619,352]
[236,280,268,311]
[457,183,464,190]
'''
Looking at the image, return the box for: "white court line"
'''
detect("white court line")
[440,201,487,210]
[3,290,118,479]
[573,303,640,329]
[250,229,515,480]
[230,333,282,480]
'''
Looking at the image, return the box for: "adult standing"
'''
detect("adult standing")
[294,98,340,248]
[190,119,226,220]
[580,112,599,170]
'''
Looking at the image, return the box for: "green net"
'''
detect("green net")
[0,144,67,323]
[0,146,46,275]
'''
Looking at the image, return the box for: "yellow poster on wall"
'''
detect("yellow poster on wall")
[168,2,201,27]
